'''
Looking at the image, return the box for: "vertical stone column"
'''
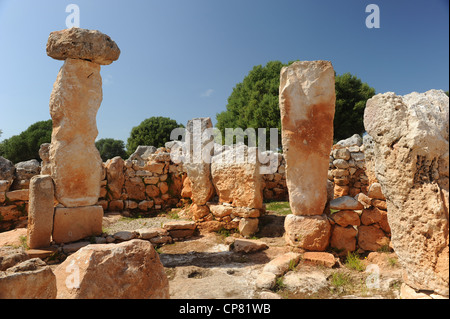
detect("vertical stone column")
[184,117,215,206]
[279,61,335,250]
[46,28,120,244]
[27,175,55,249]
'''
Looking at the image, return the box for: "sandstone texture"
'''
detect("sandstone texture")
[105,156,125,200]
[184,118,215,205]
[47,28,120,65]
[26,175,55,249]
[0,258,57,299]
[54,239,169,299]
[284,214,331,251]
[39,143,52,175]
[49,58,103,207]
[0,156,15,190]
[279,60,335,216]
[364,89,449,296]
[185,163,214,205]
[52,205,103,244]
[211,144,263,209]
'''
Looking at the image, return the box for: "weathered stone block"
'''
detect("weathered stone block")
[27,175,55,249]
[52,205,103,243]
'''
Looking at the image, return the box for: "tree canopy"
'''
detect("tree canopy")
[334,72,376,141]
[0,120,52,163]
[216,61,289,148]
[126,116,184,155]
[95,138,127,162]
[216,61,376,148]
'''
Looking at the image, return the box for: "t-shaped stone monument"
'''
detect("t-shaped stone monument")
[47,28,120,243]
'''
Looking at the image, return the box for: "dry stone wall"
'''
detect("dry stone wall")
[328,134,370,198]
[98,146,186,214]
[1,135,390,254]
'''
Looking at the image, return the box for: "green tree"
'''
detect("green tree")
[95,138,127,162]
[0,120,52,163]
[126,116,184,155]
[216,61,376,148]
[216,60,289,148]
[334,73,375,141]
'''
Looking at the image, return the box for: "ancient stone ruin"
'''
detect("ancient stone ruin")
[25,28,121,248]
[0,28,448,299]
[364,89,449,296]
[279,60,335,250]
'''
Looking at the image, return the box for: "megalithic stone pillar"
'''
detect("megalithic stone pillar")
[46,28,120,243]
[184,118,215,206]
[47,28,120,207]
[279,60,335,216]
[48,57,103,207]
[279,61,335,251]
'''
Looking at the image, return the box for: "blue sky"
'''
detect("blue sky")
[0,0,448,144]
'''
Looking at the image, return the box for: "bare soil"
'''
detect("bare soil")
[102,210,403,299]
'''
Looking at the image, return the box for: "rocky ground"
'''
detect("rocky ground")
[0,204,404,299]
[102,207,404,299]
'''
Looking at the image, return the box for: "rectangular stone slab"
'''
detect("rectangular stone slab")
[27,175,55,249]
[52,205,103,244]
[279,60,335,215]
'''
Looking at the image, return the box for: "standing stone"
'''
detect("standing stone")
[184,118,215,205]
[49,58,103,207]
[279,61,335,216]
[27,175,55,249]
[211,144,263,209]
[185,163,215,205]
[105,156,125,200]
[364,89,449,296]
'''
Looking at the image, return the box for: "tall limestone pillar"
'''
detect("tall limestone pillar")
[279,61,335,250]
[46,28,120,243]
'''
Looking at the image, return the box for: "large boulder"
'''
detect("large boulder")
[0,156,15,191]
[279,60,335,216]
[11,159,41,190]
[364,89,449,296]
[0,258,57,299]
[46,28,120,65]
[54,239,169,299]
